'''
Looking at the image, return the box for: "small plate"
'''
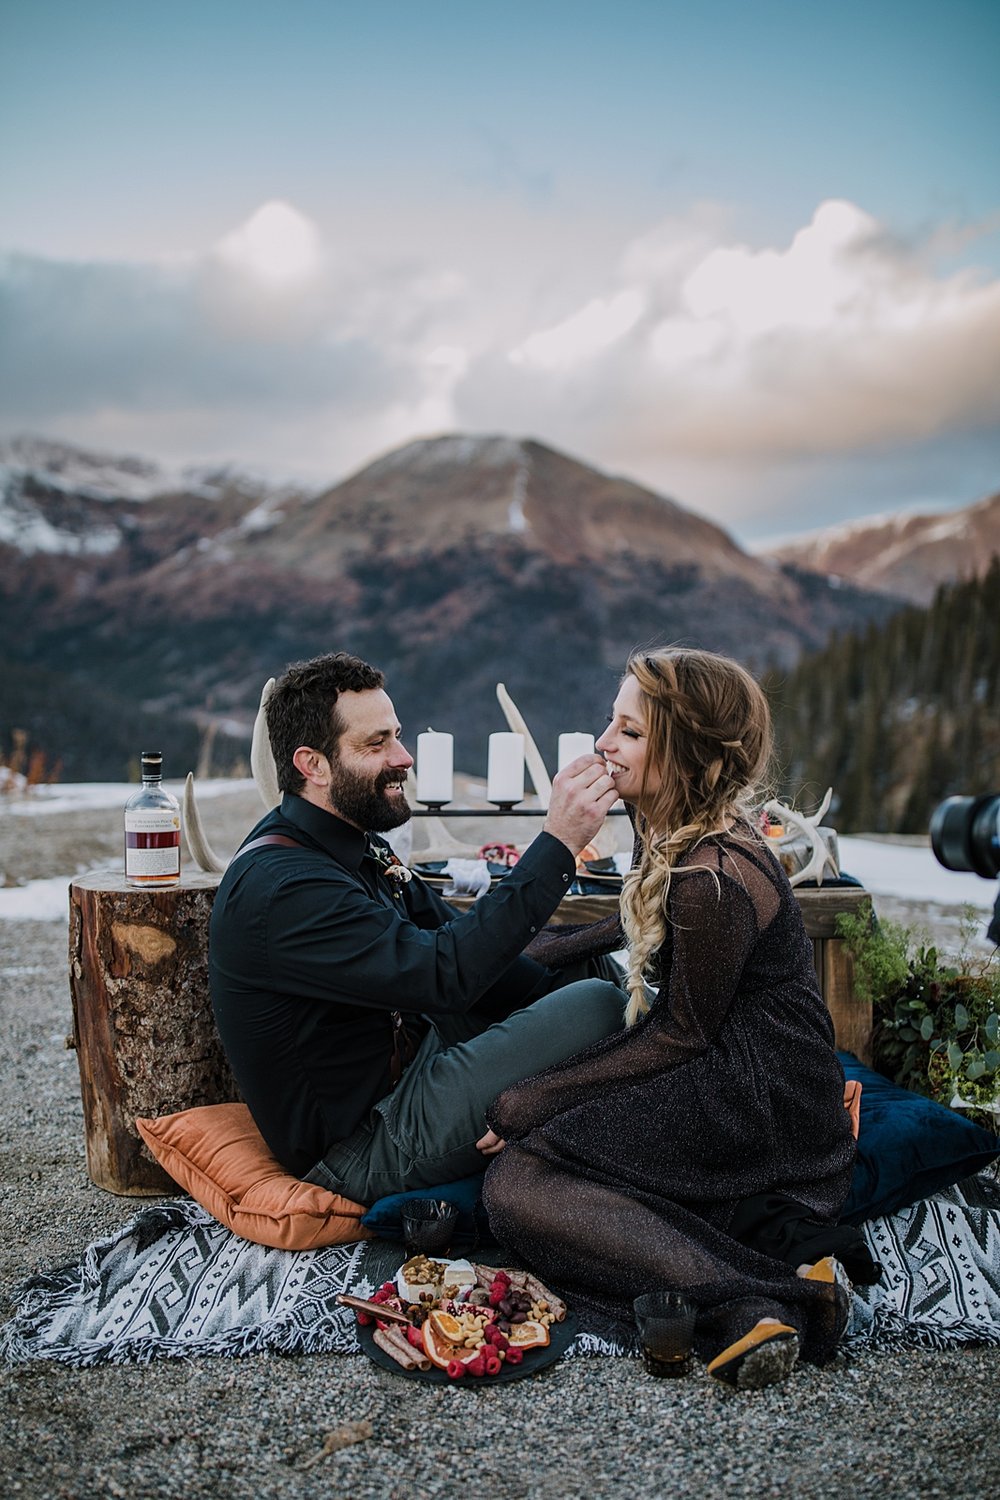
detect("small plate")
[357,1310,577,1386]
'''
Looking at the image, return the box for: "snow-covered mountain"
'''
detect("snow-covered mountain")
[1,431,897,780]
[765,491,1000,604]
[0,436,302,557]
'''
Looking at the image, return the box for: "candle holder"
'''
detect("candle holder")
[488,800,519,813]
[417,800,450,811]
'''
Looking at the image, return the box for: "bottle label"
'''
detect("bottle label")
[126,844,181,877]
[125,811,180,834]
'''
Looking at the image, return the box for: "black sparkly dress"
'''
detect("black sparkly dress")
[482,831,858,1363]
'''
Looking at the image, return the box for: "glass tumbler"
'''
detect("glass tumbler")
[400,1199,459,1257]
[633,1291,696,1377]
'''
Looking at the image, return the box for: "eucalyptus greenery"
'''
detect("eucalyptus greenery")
[836,904,1000,1130]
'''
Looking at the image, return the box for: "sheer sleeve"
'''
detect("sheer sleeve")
[488,856,765,1142]
[522,912,624,968]
[521,808,639,967]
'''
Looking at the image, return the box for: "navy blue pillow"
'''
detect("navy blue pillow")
[839,1052,999,1224]
[360,1173,488,1246]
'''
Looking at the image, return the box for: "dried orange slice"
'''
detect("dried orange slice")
[507,1319,550,1349]
[427,1309,465,1343]
[422,1316,480,1371]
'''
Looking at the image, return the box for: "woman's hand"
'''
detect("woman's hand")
[476,1128,506,1157]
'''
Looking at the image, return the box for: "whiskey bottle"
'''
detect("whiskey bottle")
[124,751,181,887]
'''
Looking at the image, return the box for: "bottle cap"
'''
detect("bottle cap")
[140,751,163,772]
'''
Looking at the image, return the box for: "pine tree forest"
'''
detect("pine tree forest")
[765,558,1000,834]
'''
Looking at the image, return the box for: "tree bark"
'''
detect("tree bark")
[69,872,237,1195]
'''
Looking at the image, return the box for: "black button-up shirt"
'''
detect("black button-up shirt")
[209,793,576,1176]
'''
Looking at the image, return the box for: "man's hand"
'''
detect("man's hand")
[476,1128,506,1157]
[542,754,618,857]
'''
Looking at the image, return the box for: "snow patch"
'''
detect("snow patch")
[508,459,529,533]
[0,877,78,922]
[838,837,994,910]
[238,496,287,534]
[363,434,524,479]
[858,515,971,576]
[0,488,122,556]
[0,437,179,501]
[3,778,255,817]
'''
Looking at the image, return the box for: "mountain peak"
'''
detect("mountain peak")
[766,491,1000,603]
[360,432,528,480]
[0,434,174,502]
[287,430,779,587]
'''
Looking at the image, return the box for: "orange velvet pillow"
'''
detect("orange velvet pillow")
[844,1079,862,1140]
[135,1102,373,1251]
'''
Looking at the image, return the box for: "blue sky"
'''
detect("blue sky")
[1,0,998,541]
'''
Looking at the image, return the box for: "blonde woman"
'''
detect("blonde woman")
[481,648,874,1390]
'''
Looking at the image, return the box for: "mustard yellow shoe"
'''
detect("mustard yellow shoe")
[799,1255,836,1282]
[706,1318,799,1390]
[798,1255,852,1292]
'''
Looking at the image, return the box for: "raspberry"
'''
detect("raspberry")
[446,1360,466,1379]
[355,1311,373,1327]
[484,1354,502,1376]
[504,1347,523,1365]
[466,1355,487,1377]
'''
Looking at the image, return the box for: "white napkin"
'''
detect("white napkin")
[442,859,492,900]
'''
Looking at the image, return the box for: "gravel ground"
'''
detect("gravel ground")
[1,787,998,1500]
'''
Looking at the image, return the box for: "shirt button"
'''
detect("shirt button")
[561,873,569,882]
[529,926,537,934]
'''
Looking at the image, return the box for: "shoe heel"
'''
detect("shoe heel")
[707,1319,799,1391]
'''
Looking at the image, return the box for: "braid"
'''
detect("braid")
[616,648,773,1026]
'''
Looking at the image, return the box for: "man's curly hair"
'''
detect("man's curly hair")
[266,652,385,795]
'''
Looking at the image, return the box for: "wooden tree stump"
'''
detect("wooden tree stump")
[69,872,237,1196]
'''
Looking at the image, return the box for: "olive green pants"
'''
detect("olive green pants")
[304,966,624,1204]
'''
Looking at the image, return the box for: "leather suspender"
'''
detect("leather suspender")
[233,833,307,858]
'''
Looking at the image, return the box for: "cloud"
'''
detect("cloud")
[0,203,468,478]
[0,197,997,523]
[214,200,324,285]
[457,200,1000,470]
[509,289,645,370]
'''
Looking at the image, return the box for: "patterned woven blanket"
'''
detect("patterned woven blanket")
[2,1189,998,1368]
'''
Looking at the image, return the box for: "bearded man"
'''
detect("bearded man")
[209,651,623,1205]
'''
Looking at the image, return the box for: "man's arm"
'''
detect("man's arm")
[398,872,558,1017]
[260,755,618,1018]
[261,830,574,1017]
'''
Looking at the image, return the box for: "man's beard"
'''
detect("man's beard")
[327,762,412,832]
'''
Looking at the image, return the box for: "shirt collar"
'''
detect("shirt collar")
[280,792,367,871]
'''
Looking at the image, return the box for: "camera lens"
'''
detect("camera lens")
[930,795,1000,878]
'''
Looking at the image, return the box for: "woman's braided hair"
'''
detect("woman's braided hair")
[619,648,773,1025]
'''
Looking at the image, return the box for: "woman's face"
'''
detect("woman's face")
[596,673,662,813]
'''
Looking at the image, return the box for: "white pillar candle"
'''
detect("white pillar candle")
[487,732,524,804]
[557,732,596,771]
[416,729,454,804]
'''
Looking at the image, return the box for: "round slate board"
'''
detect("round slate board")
[357,1310,577,1386]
